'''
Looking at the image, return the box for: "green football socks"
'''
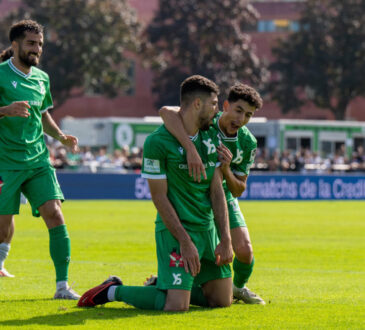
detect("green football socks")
[114,285,167,310]
[233,256,255,288]
[113,285,210,310]
[49,224,71,283]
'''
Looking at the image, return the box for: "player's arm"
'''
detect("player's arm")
[159,106,206,182]
[217,143,247,197]
[210,168,233,266]
[0,101,30,118]
[41,111,79,153]
[147,178,201,276]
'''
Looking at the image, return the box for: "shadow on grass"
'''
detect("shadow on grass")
[0,305,209,327]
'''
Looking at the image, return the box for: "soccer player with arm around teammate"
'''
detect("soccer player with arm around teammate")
[0,20,80,299]
[78,75,233,311]
[158,83,265,304]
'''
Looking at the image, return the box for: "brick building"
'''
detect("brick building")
[1,0,364,122]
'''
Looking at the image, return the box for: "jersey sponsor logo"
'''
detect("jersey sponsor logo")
[169,249,184,268]
[11,81,17,88]
[29,100,42,106]
[203,138,216,155]
[172,273,182,285]
[39,81,46,95]
[232,149,243,164]
[0,177,3,194]
[144,158,160,173]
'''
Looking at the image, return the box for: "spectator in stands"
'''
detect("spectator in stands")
[111,148,128,169]
[95,147,110,165]
[127,147,143,172]
[280,150,292,171]
[80,146,95,163]
[267,150,280,171]
[350,145,365,171]
[53,145,70,169]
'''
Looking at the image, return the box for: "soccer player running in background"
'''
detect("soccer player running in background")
[78,75,233,311]
[0,20,80,300]
[157,83,265,304]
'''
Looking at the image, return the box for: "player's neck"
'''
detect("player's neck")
[218,115,231,137]
[180,107,199,136]
[11,57,31,75]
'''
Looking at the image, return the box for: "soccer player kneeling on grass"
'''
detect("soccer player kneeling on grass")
[78,75,233,311]
[0,20,80,300]
[155,83,265,304]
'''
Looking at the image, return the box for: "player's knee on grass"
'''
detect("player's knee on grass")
[39,200,65,228]
[203,278,232,308]
[164,290,190,312]
[205,292,232,308]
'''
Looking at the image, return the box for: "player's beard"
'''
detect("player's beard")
[199,106,214,131]
[18,45,39,68]
[199,117,211,131]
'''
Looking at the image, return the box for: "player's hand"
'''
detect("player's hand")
[214,238,233,266]
[186,148,206,182]
[59,134,79,153]
[3,101,30,118]
[180,239,201,276]
[217,144,233,169]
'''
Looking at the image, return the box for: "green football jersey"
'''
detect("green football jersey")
[142,125,220,232]
[212,112,257,201]
[0,59,52,170]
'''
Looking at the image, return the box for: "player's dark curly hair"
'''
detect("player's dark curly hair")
[180,75,219,105]
[9,20,43,42]
[0,47,13,62]
[228,84,263,109]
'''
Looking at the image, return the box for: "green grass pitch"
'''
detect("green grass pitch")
[0,200,364,329]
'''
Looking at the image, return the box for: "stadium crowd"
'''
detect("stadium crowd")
[46,140,365,174]
[47,140,143,173]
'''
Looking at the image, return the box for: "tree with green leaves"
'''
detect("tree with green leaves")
[142,0,267,107]
[0,0,140,107]
[269,0,365,120]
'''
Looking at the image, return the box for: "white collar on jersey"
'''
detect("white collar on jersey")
[189,131,199,141]
[8,57,33,79]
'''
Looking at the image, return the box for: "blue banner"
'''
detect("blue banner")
[57,173,365,200]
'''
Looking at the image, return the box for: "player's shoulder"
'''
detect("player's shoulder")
[0,60,10,73]
[238,126,257,146]
[31,66,49,80]
[0,60,8,69]
[144,125,173,145]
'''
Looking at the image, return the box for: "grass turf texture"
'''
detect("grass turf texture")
[0,200,364,329]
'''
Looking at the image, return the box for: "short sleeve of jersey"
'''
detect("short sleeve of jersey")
[235,128,257,176]
[40,74,53,113]
[141,133,167,179]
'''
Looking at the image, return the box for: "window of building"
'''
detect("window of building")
[257,19,300,32]
[258,20,275,32]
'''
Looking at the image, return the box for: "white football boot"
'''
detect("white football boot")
[54,286,81,300]
[0,268,15,278]
[233,285,265,305]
